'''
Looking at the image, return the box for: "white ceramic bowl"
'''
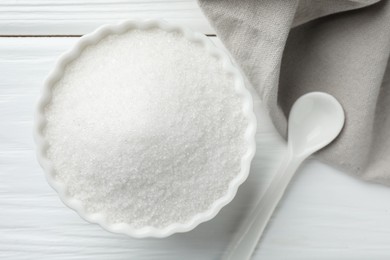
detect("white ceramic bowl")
[34,19,257,238]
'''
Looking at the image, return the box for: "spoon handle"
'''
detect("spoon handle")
[223,151,303,260]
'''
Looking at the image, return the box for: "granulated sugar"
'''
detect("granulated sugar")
[45,29,248,229]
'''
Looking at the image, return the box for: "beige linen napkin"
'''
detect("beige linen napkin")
[198,0,390,185]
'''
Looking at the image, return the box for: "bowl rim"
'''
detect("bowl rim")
[33,19,257,238]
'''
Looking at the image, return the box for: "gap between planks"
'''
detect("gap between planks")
[0,34,217,37]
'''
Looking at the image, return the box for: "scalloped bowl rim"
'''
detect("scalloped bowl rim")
[33,19,257,238]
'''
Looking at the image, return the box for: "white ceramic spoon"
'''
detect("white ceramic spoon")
[223,92,345,260]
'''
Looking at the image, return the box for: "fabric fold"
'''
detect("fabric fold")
[198,0,390,185]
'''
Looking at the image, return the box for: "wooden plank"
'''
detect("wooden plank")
[1,37,390,259]
[0,0,214,36]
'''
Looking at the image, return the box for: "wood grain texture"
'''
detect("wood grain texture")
[0,0,214,36]
[1,37,390,259]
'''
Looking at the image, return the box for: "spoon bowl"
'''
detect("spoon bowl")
[288,92,345,157]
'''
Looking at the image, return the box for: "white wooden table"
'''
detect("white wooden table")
[1,1,390,259]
